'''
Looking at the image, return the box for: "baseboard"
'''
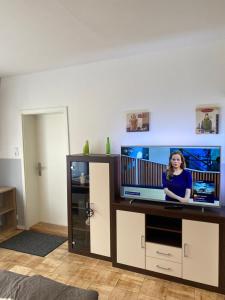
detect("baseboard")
[17,225,25,230]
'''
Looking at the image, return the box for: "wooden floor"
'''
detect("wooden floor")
[0,225,224,300]
[30,222,68,237]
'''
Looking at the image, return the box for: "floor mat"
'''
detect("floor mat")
[0,230,67,257]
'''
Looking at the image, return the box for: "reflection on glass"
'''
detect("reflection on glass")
[71,161,90,252]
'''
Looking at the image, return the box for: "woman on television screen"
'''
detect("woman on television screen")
[162,151,192,203]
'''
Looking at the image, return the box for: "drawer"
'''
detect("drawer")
[146,242,182,263]
[146,256,182,278]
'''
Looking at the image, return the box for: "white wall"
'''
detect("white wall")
[0,39,225,211]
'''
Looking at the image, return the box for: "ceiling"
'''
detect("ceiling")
[0,0,225,77]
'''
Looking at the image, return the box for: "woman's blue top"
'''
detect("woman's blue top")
[162,169,192,201]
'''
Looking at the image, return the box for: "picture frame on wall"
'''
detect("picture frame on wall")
[126,111,150,132]
[195,106,219,134]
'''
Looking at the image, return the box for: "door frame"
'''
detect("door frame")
[20,106,70,229]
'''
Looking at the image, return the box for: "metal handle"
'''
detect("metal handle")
[156,264,171,271]
[86,208,94,217]
[156,251,171,256]
[86,202,94,217]
[141,235,145,248]
[37,162,42,176]
[184,243,188,257]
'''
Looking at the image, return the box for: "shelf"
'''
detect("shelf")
[146,214,182,248]
[146,214,182,231]
[72,205,88,210]
[72,183,89,189]
[72,208,88,214]
[73,226,90,232]
[0,187,15,194]
[0,223,17,233]
[146,225,181,234]
[0,207,15,216]
[146,229,182,248]
[0,187,16,234]
[72,177,89,187]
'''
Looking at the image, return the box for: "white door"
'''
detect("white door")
[117,210,145,268]
[183,219,219,286]
[22,115,40,228]
[89,162,110,257]
[22,108,69,228]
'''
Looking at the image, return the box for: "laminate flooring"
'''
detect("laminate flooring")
[0,226,224,300]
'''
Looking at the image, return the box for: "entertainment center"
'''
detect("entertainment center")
[67,153,225,295]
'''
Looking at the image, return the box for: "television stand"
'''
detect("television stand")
[164,205,183,209]
[128,199,148,205]
[113,201,223,292]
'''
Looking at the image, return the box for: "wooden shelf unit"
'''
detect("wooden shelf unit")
[146,214,182,247]
[0,187,17,233]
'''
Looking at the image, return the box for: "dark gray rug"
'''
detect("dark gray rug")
[0,230,67,257]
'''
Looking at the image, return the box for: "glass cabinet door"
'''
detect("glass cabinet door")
[70,161,90,252]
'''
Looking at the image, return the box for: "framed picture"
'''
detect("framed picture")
[126,111,150,132]
[195,106,219,134]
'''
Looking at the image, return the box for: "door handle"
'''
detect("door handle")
[184,243,188,257]
[86,202,94,217]
[37,162,45,176]
[37,162,42,176]
[141,235,145,248]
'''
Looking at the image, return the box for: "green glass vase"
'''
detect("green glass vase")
[106,137,111,155]
[83,140,89,155]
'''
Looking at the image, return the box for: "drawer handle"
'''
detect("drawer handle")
[156,264,171,271]
[184,243,188,257]
[156,251,171,256]
[141,235,145,248]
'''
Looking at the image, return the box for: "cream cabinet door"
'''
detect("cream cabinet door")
[90,162,110,257]
[183,219,219,286]
[117,210,145,269]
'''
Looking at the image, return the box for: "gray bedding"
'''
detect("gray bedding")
[0,270,98,300]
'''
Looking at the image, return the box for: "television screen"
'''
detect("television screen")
[121,146,220,207]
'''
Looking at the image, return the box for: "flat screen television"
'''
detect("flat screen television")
[121,146,221,208]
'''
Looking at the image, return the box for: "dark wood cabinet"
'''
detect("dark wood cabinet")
[67,154,119,260]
